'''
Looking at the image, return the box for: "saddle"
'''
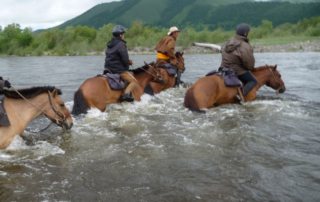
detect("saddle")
[99,73,126,90]
[206,67,242,87]
[0,94,10,127]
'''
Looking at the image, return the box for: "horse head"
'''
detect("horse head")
[144,63,165,84]
[265,65,286,93]
[175,51,185,72]
[44,88,73,130]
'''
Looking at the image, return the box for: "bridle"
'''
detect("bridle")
[11,87,67,129]
[267,66,283,94]
[47,91,67,126]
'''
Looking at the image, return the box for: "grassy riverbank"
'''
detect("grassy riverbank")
[1,17,319,56]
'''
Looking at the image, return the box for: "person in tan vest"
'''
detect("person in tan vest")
[155,26,183,85]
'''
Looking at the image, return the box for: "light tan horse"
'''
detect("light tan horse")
[0,86,73,149]
[72,64,163,115]
[146,52,185,95]
[184,65,286,111]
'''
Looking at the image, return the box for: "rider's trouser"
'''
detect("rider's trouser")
[120,71,139,95]
[238,71,257,96]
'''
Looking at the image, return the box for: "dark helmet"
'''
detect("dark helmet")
[112,25,127,35]
[236,23,250,37]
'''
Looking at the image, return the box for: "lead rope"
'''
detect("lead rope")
[10,86,55,132]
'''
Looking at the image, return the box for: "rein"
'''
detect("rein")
[140,62,160,79]
[10,86,66,130]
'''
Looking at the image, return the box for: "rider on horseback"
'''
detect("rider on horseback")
[220,23,257,102]
[155,26,183,86]
[104,25,138,102]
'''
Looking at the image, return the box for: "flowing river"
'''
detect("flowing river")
[0,52,319,201]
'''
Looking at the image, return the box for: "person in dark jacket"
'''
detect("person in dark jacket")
[220,23,257,101]
[104,25,137,102]
[0,77,11,92]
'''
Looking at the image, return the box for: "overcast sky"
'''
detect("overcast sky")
[0,0,119,30]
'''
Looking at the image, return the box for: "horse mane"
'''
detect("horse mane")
[130,62,154,74]
[3,86,62,99]
[176,51,183,57]
[252,65,274,72]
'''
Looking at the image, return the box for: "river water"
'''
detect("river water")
[0,52,319,201]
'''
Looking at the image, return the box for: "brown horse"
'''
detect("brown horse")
[184,65,286,111]
[146,52,185,95]
[0,86,73,149]
[72,64,163,115]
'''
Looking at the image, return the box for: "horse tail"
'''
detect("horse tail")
[72,89,89,115]
[184,87,205,113]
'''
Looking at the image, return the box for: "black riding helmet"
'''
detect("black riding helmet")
[236,23,250,37]
[112,25,127,37]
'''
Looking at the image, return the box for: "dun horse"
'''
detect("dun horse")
[146,52,185,95]
[72,64,163,115]
[0,86,73,149]
[184,65,286,111]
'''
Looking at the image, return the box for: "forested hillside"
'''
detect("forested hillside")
[1,16,319,56]
[58,0,320,29]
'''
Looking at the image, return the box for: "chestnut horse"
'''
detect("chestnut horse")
[146,52,185,95]
[0,86,73,149]
[184,65,286,111]
[72,64,163,115]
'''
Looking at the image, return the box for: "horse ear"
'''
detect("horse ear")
[181,51,184,56]
[274,65,277,70]
[52,89,58,97]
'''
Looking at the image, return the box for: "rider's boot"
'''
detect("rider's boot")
[120,93,134,102]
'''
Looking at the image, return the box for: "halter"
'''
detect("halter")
[47,91,67,125]
[11,87,67,129]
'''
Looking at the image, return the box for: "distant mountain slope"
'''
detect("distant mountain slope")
[58,0,320,29]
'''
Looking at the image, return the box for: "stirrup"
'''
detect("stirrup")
[236,88,245,103]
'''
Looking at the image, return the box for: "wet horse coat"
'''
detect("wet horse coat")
[0,86,73,149]
[72,64,163,115]
[184,65,286,111]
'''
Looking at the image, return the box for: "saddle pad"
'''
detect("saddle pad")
[224,74,242,87]
[99,74,125,90]
[205,69,242,87]
[161,63,177,76]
